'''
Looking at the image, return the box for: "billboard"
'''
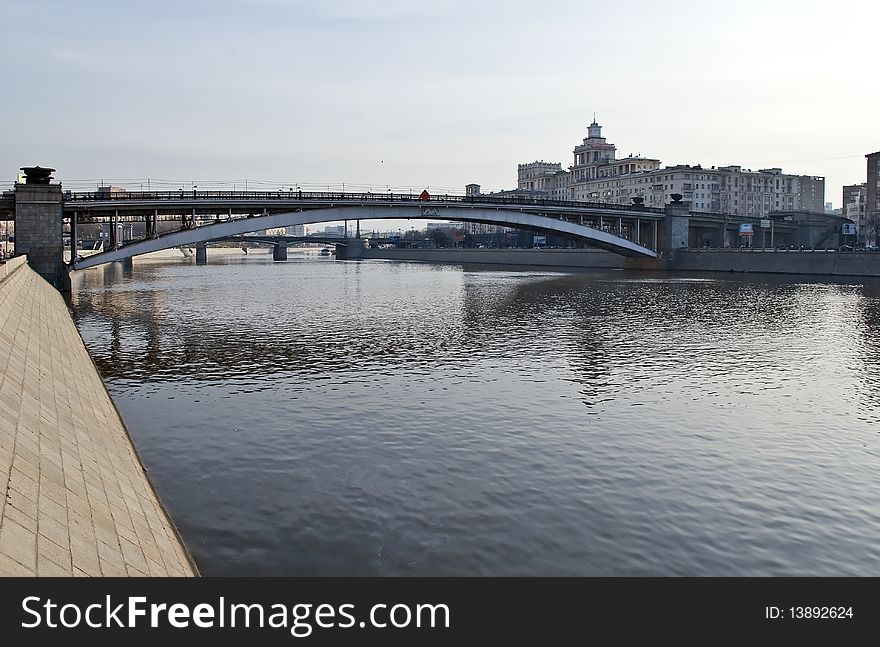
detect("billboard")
[842,223,857,236]
[760,219,771,228]
[738,223,754,236]
[533,235,547,246]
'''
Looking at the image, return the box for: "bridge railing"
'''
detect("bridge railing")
[62,190,664,214]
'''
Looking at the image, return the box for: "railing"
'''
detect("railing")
[62,190,665,214]
[0,255,27,282]
[689,247,873,253]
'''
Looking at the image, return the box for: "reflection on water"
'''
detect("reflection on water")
[70,252,880,575]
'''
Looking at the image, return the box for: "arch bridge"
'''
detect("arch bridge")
[66,190,662,269]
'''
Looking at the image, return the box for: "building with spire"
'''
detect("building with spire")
[515,115,825,217]
[569,117,660,201]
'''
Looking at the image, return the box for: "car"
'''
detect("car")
[839,245,853,251]
[867,245,878,252]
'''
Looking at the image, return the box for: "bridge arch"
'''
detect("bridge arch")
[74,205,657,269]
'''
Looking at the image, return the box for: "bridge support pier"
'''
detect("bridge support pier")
[664,201,690,255]
[13,173,65,287]
[273,243,288,261]
[335,238,365,261]
[624,200,689,271]
[195,243,207,265]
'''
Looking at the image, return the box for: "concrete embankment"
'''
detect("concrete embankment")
[360,247,625,268]
[671,250,880,277]
[360,247,880,278]
[0,261,197,576]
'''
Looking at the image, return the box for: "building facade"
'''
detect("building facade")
[517,162,570,200]
[516,117,826,217]
[569,120,661,201]
[842,183,867,239]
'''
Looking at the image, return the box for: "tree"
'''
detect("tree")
[428,228,453,248]
[864,211,880,247]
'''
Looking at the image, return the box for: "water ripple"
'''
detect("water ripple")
[69,255,880,575]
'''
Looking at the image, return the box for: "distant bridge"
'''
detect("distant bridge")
[208,234,370,247]
[64,190,661,269]
[188,234,399,262]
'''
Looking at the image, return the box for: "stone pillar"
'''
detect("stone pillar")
[14,177,64,286]
[625,199,689,272]
[662,200,690,256]
[272,243,288,261]
[195,243,207,265]
[337,238,364,260]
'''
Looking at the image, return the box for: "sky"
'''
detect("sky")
[1,0,878,218]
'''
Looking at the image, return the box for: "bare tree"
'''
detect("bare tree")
[864,211,880,247]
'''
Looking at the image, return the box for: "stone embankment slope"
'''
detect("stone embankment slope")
[0,261,196,576]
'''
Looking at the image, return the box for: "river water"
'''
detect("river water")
[68,250,880,576]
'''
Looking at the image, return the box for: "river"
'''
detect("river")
[68,249,880,575]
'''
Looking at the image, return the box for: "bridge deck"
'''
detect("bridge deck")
[62,190,665,220]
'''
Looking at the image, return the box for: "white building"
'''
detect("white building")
[516,117,825,217]
[842,184,868,239]
[570,119,661,201]
[285,224,305,236]
[517,161,570,200]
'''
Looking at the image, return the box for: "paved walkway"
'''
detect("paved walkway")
[0,262,196,576]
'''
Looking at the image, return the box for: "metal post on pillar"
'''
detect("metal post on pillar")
[599,216,603,231]
[70,210,77,264]
[356,219,360,239]
[618,217,622,236]
[110,209,118,249]
[636,219,641,245]
[653,220,658,251]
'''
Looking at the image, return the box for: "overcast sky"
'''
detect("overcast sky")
[1,0,877,209]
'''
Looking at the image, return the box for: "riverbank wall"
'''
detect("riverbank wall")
[671,250,880,277]
[0,261,197,576]
[360,247,625,269]
[359,247,880,277]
